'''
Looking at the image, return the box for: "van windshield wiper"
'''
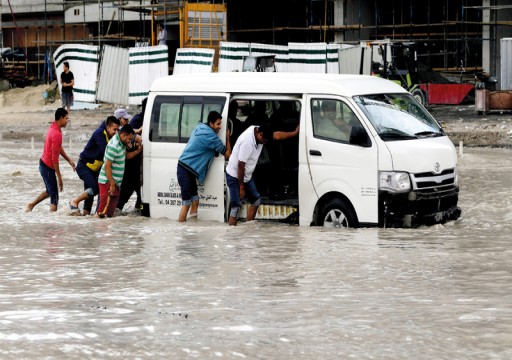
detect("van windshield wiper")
[415,131,442,138]
[379,130,417,141]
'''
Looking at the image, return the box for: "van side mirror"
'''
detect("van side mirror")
[349,126,371,147]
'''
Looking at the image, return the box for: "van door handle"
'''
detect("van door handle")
[309,150,322,156]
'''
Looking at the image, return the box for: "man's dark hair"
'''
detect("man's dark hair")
[228,101,238,119]
[63,61,70,68]
[207,111,222,125]
[141,97,148,115]
[106,116,120,127]
[258,123,273,141]
[119,124,134,135]
[55,107,68,121]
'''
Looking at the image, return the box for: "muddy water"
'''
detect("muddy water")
[0,139,511,359]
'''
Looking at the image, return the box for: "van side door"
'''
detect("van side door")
[143,94,229,221]
[302,95,379,225]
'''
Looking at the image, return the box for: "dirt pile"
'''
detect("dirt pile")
[0,83,53,112]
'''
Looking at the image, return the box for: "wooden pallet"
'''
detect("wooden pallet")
[0,64,35,88]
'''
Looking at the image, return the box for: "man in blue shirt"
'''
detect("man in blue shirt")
[177,111,231,222]
[69,116,120,215]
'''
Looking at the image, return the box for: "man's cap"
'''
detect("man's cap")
[114,108,132,120]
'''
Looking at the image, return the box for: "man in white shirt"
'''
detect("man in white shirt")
[157,23,166,46]
[225,123,299,226]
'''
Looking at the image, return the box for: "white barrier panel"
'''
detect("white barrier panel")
[338,45,368,75]
[327,44,341,74]
[249,43,288,72]
[218,42,249,72]
[96,45,129,105]
[129,45,169,105]
[286,43,327,73]
[501,38,512,90]
[173,48,215,75]
[53,44,99,103]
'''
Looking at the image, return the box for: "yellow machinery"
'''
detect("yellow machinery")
[152,3,226,49]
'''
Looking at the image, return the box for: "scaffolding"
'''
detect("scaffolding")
[2,1,511,83]
[147,1,226,48]
[226,0,512,78]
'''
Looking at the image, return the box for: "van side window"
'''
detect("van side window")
[159,103,180,138]
[311,99,360,143]
[150,96,226,143]
[182,103,202,138]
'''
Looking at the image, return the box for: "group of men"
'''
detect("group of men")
[26,94,299,225]
[26,102,146,218]
[177,108,299,226]
[26,58,147,218]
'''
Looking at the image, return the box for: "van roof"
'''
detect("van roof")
[150,72,408,97]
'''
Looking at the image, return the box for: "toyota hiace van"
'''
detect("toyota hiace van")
[140,72,461,228]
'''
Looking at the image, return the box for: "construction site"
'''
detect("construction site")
[0,1,511,102]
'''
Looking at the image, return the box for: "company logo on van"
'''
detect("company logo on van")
[434,162,441,173]
[169,179,180,191]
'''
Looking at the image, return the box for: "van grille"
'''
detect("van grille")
[410,168,456,190]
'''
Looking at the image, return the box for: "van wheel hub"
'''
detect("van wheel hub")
[324,209,348,228]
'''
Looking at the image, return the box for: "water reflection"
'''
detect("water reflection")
[0,141,511,359]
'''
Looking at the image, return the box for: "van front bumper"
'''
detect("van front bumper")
[379,186,461,228]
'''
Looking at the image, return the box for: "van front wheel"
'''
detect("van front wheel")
[317,198,358,228]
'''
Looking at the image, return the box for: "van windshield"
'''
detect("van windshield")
[354,94,444,141]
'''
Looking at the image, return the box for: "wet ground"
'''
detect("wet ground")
[0,138,511,359]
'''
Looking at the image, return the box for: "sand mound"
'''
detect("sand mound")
[0,83,58,112]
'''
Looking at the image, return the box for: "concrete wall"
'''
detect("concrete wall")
[65,1,150,24]
[0,0,63,14]
[334,0,374,43]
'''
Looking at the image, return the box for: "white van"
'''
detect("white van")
[140,72,461,228]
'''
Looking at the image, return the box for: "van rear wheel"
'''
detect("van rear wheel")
[317,198,358,228]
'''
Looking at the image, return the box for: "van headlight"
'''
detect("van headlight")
[379,171,411,193]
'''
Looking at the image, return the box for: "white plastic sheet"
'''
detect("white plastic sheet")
[327,44,341,74]
[218,42,249,72]
[173,48,215,75]
[249,43,288,72]
[218,41,341,74]
[501,38,512,90]
[53,44,99,103]
[96,45,129,105]
[129,45,169,105]
[286,43,327,73]
[338,45,369,75]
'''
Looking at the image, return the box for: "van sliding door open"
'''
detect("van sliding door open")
[228,95,302,223]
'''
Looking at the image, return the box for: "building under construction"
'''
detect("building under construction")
[1,0,511,88]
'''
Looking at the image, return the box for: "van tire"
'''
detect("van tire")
[317,198,358,228]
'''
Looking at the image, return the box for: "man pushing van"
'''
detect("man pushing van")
[226,123,299,226]
[177,111,231,222]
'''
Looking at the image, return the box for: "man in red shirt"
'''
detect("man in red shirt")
[26,108,76,212]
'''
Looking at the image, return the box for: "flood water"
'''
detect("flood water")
[0,138,511,359]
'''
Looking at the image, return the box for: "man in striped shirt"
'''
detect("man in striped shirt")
[95,124,142,218]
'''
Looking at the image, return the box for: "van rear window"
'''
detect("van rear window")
[149,95,226,143]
